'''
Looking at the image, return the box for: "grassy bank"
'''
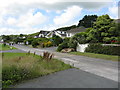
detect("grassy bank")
[2,52,72,88]
[70,52,118,61]
[0,44,17,51]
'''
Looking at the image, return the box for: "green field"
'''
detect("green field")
[0,44,17,51]
[70,52,119,61]
[2,52,72,88]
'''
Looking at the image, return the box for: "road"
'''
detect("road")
[13,45,119,82]
[14,68,118,88]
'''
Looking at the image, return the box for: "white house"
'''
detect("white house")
[66,26,86,37]
[36,27,86,39]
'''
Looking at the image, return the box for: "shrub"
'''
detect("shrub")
[68,38,77,50]
[57,42,69,52]
[32,40,39,48]
[52,35,63,46]
[85,43,120,56]
[44,41,53,47]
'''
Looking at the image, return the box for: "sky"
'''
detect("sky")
[0,0,119,35]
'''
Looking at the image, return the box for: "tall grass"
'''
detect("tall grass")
[2,53,72,88]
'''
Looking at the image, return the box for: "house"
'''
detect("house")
[46,30,67,38]
[66,27,86,37]
[36,27,86,39]
[19,36,26,39]
[38,30,50,38]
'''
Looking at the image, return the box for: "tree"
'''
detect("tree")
[73,32,88,44]
[32,40,39,48]
[86,14,119,43]
[52,35,63,46]
[78,15,98,28]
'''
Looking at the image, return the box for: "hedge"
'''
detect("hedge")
[85,43,120,56]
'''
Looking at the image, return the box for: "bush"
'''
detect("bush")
[52,35,63,46]
[57,42,69,52]
[68,38,77,50]
[85,43,120,56]
[32,40,39,48]
[43,41,53,47]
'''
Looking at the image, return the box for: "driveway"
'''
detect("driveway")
[13,45,119,82]
[14,69,118,88]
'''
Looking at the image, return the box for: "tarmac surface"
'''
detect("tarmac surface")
[14,68,118,88]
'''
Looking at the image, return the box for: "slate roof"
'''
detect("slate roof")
[66,27,86,34]
[39,30,50,36]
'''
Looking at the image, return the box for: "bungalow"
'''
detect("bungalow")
[46,30,67,38]
[36,27,86,39]
[66,27,86,37]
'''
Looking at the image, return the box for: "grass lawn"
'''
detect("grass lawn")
[2,52,72,88]
[69,52,119,61]
[0,44,17,51]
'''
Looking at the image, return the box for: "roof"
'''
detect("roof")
[66,27,86,34]
[114,19,120,23]
[39,30,50,36]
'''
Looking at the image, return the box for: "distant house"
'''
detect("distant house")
[38,31,50,38]
[114,19,120,23]
[46,31,67,38]
[36,27,86,39]
[19,36,26,39]
[66,27,86,37]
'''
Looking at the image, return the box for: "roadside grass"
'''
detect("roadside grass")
[69,52,119,61]
[0,44,17,51]
[2,52,72,88]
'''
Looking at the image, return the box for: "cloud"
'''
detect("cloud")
[0,0,115,35]
[108,2,118,19]
[7,17,17,25]
[54,6,82,25]
[17,10,47,28]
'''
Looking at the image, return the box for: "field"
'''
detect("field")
[70,52,119,61]
[2,52,72,88]
[0,44,17,51]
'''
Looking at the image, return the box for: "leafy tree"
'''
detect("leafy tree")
[78,15,98,28]
[52,35,63,46]
[86,14,119,43]
[73,32,88,44]
[32,40,39,48]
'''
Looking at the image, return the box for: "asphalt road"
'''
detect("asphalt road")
[13,45,119,82]
[14,68,118,88]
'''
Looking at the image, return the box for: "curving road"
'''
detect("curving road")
[13,44,119,83]
[11,45,118,88]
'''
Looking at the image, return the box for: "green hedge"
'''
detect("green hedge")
[85,43,120,56]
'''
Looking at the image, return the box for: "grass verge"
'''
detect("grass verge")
[0,44,17,51]
[2,52,72,88]
[69,52,119,61]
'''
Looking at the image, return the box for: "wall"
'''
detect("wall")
[77,43,120,52]
[76,43,89,52]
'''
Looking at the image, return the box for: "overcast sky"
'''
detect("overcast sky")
[0,0,119,35]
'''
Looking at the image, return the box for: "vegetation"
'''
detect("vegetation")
[86,14,120,43]
[57,38,70,51]
[70,52,119,61]
[32,40,39,48]
[2,52,72,88]
[0,44,16,51]
[52,35,63,46]
[85,43,120,56]
[77,15,98,28]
